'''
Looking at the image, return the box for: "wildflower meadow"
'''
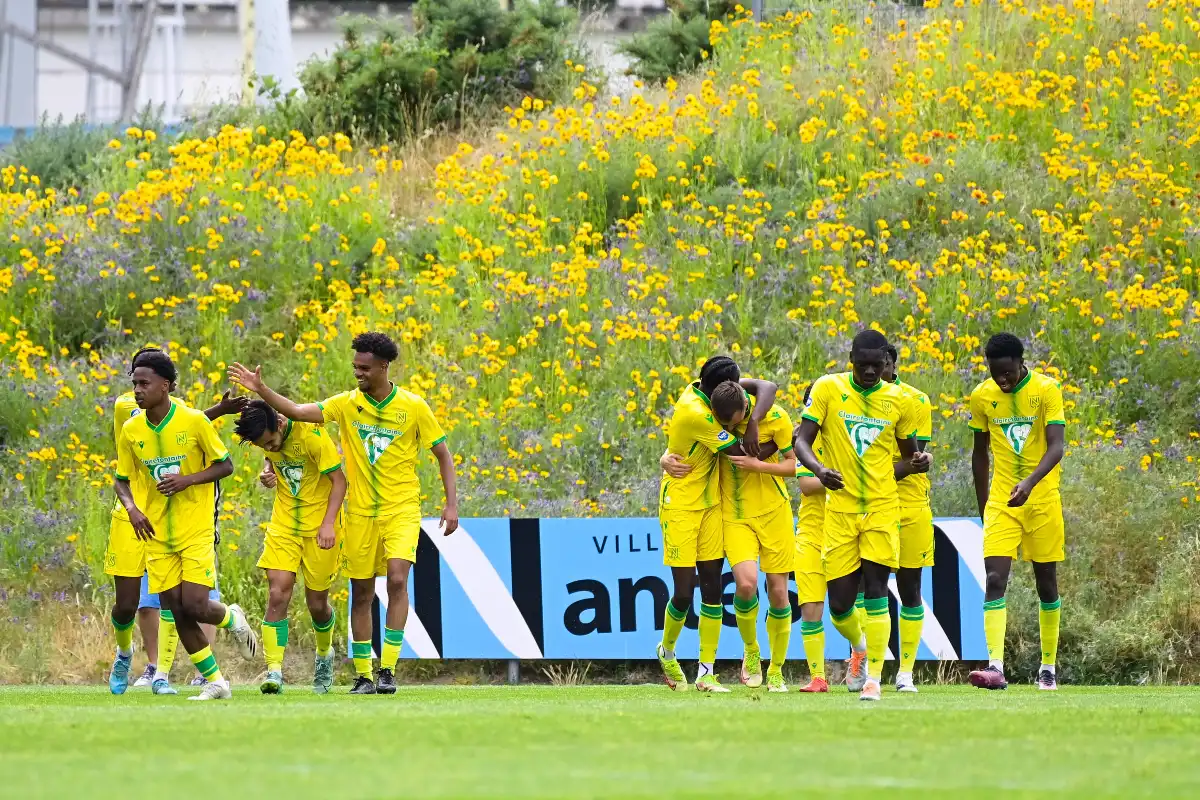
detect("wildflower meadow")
[1,0,1199,683]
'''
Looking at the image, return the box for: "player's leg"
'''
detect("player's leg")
[969,503,1020,690]
[132,573,159,688]
[795,537,829,692]
[303,534,341,694]
[137,573,179,694]
[895,505,934,693]
[854,573,867,635]
[694,507,729,692]
[163,582,228,701]
[108,576,140,695]
[727,520,762,687]
[824,511,867,691]
[657,508,698,691]
[759,504,795,692]
[376,512,421,694]
[349,577,378,694]
[1028,497,1065,690]
[858,510,901,701]
[261,568,296,694]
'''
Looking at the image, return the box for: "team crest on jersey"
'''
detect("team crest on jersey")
[996,416,1036,454]
[1029,396,1041,409]
[278,461,305,497]
[175,432,188,445]
[838,411,888,457]
[143,454,184,482]
[353,421,400,465]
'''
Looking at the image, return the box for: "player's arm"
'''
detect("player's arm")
[157,417,234,496]
[893,395,928,478]
[972,431,991,519]
[659,449,692,479]
[203,389,249,421]
[1009,422,1064,508]
[793,418,843,490]
[726,450,797,476]
[259,458,276,489]
[432,441,459,536]
[317,468,346,550]
[114,435,154,540]
[227,363,324,423]
[738,378,778,458]
[797,474,825,496]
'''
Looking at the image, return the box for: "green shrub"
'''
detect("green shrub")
[619,0,739,82]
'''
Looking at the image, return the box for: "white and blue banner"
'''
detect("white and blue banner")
[348,517,989,661]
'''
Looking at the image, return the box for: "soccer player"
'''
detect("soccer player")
[107,346,246,695]
[113,351,258,701]
[793,329,926,701]
[883,344,935,693]
[234,400,347,695]
[967,333,1066,691]
[229,331,459,695]
[716,384,798,693]
[792,382,830,693]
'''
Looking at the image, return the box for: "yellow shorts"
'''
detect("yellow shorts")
[145,531,216,594]
[257,526,344,591]
[823,507,900,581]
[660,506,723,568]
[983,497,1065,563]
[104,512,145,579]
[343,508,422,580]
[724,503,795,574]
[898,504,935,569]
[794,535,826,605]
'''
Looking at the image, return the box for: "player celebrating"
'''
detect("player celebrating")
[655,356,777,693]
[792,383,830,693]
[967,333,1066,692]
[793,330,927,701]
[230,332,459,695]
[715,384,798,693]
[234,400,347,695]
[113,351,258,701]
[106,346,246,696]
[883,345,935,693]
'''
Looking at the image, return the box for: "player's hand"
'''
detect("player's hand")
[1008,479,1033,508]
[317,522,336,550]
[817,466,845,491]
[910,451,932,474]
[727,454,764,473]
[228,362,265,395]
[741,418,761,458]
[259,461,277,489]
[156,473,193,497]
[129,508,156,541]
[440,505,459,536]
[660,453,692,479]
[214,389,249,417]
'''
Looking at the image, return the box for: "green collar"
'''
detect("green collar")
[851,376,882,396]
[279,418,294,446]
[146,399,176,433]
[689,382,712,409]
[1011,368,1031,394]
[364,383,397,409]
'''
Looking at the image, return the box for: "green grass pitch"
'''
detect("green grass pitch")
[2,684,1197,798]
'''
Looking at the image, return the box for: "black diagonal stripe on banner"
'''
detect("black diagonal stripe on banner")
[509,518,545,654]
[414,529,443,656]
[932,524,962,659]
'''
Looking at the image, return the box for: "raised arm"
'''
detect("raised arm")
[204,389,249,421]
[739,378,778,458]
[972,430,991,519]
[432,441,459,535]
[228,363,324,424]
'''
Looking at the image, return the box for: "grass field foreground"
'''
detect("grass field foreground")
[1,685,1198,798]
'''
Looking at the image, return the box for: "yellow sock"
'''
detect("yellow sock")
[189,646,223,684]
[111,612,134,653]
[984,598,1007,667]
[262,619,288,673]
[766,606,791,672]
[1039,598,1061,666]
[831,607,865,651]
[661,599,688,654]
[698,603,722,664]
[313,613,335,658]
[380,627,404,670]
[899,605,924,675]
[854,591,867,631]
[217,606,234,629]
[863,596,890,681]
[157,610,179,677]
[800,620,825,679]
[351,641,373,678]
[733,595,759,651]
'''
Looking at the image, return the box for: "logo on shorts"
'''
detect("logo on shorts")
[995,416,1036,454]
[352,421,401,465]
[278,461,305,497]
[667,545,680,561]
[838,411,889,457]
[143,454,185,482]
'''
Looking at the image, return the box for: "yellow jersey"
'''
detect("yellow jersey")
[660,382,738,512]
[801,372,917,514]
[115,400,230,548]
[968,369,1065,507]
[262,420,344,537]
[719,399,793,521]
[111,392,192,521]
[795,435,826,541]
[893,378,933,509]
[318,384,446,518]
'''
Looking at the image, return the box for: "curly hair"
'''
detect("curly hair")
[351,331,399,363]
[234,399,280,444]
[984,332,1024,361]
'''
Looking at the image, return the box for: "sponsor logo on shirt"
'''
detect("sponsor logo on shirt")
[838,411,890,457]
[994,416,1036,454]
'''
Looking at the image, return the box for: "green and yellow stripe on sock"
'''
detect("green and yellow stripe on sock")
[313,614,335,658]
[351,640,373,678]
[380,626,405,671]
[733,595,760,649]
[111,612,135,652]
[189,646,223,683]
[863,596,890,681]
[800,620,826,679]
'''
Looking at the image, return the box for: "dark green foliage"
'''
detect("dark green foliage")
[3,109,166,190]
[619,0,740,82]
